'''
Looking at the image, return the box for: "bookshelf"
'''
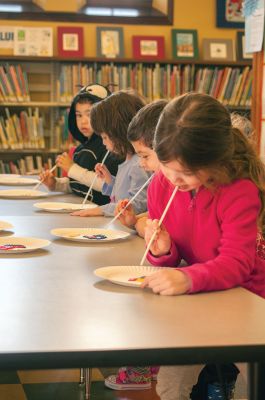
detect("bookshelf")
[0,55,252,174]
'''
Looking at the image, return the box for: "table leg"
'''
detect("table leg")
[84,368,91,400]
[248,362,265,400]
[79,368,85,385]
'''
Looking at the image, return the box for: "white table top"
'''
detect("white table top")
[0,195,265,370]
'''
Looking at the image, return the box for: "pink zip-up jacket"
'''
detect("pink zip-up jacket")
[147,172,265,298]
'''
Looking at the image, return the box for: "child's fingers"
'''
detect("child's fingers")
[115,200,127,214]
[39,170,50,179]
[95,164,105,176]
[70,209,91,217]
[117,199,130,214]
[146,218,160,228]
[141,273,159,289]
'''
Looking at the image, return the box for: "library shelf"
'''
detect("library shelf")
[0,55,252,174]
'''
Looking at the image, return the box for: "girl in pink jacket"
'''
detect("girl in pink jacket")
[142,92,265,400]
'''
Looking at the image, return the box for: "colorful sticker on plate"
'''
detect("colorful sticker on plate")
[0,244,26,250]
[128,276,146,282]
[82,234,107,240]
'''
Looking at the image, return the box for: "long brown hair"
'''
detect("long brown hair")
[154,92,265,235]
[90,90,145,158]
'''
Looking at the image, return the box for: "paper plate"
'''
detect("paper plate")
[0,220,14,231]
[51,228,130,243]
[0,177,39,186]
[0,236,51,254]
[0,189,48,199]
[0,174,20,178]
[94,265,165,287]
[34,202,97,213]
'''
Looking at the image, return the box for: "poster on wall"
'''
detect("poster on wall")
[14,27,53,57]
[57,27,84,58]
[244,0,264,53]
[0,26,14,49]
[216,0,244,28]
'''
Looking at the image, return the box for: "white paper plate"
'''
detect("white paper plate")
[0,236,51,254]
[0,177,39,186]
[51,228,130,242]
[34,202,97,213]
[0,174,20,178]
[0,220,14,231]
[0,189,48,199]
[94,265,165,287]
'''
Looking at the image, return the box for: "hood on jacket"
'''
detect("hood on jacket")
[68,84,111,143]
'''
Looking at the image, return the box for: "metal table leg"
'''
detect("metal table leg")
[248,362,265,400]
[79,368,85,385]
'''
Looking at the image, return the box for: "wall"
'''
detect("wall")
[153,0,168,14]
[0,0,241,59]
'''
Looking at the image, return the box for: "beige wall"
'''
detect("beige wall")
[0,0,240,58]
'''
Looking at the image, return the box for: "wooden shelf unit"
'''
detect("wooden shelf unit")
[0,55,252,173]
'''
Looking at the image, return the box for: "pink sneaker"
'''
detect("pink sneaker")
[104,367,152,390]
[151,366,160,381]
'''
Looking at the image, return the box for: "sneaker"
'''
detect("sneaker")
[104,367,152,390]
[207,381,236,399]
[151,366,160,381]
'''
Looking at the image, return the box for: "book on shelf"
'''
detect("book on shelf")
[238,68,253,106]
[234,66,250,106]
[222,68,239,105]
[0,108,45,150]
[229,72,243,106]
[0,63,30,102]
[217,67,232,103]
[56,62,251,106]
[0,153,64,176]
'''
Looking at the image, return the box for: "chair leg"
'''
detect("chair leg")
[84,368,91,400]
[79,368,85,385]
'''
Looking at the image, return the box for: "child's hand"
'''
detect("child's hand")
[144,219,171,256]
[70,206,103,217]
[141,269,191,296]
[115,199,137,228]
[56,152,74,172]
[39,170,56,190]
[95,163,112,184]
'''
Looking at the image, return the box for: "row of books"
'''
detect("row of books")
[0,64,30,102]
[0,61,252,107]
[0,156,62,176]
[0,107,77,151]
[0,108,45,150]
[57,63,252,106]
[194,66,252,107]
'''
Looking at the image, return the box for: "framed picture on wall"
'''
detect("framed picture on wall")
[202,38,235,62]
[236,31,253,61]
[96,27,124,58]
[216,0,244,28]
[57,26,84,58]
[132,36,165,60]
[171,29,199,60]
